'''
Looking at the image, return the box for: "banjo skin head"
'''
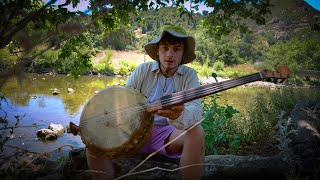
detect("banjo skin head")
[80,86,153,158]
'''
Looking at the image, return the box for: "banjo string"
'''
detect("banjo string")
[79,74,260,127]
[79,74,259,127]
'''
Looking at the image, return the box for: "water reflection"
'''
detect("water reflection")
[0,73,124,158]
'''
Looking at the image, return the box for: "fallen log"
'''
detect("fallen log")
[62,149,287,180]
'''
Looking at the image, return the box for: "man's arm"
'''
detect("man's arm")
[167,71,203,130]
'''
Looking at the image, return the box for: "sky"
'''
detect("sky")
[46,0,319,13]
[46,0,213,14]
[304,0,320,11]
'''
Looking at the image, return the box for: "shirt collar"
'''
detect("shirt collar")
[151,61,185,75]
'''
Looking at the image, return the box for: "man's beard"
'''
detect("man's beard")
[161,63,175,73]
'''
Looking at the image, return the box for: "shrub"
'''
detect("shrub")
[202,95,241,155]
[213,61,225,72]
[117,60,137,76]
[35,50,60,70]
[0,48,18,72]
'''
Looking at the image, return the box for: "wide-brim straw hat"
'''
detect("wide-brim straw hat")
[144,29,196,64]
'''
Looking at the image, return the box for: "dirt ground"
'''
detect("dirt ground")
[93,50,153,67]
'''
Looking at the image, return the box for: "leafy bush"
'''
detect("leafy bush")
[93,49,115,73]
[213,61,224,71]
[202,95,240,155]
[93,63,115,73]
[117,60,137,76]
[35,50,60,70]
[188,62,215,77]
[58,32,94,76]
[0,48,18,72]
[100,49,113,65]
[263,38,320,72]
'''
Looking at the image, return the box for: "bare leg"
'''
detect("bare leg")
[165,125,205,180]
[86,148,114,180]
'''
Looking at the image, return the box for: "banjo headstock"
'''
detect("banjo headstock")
[260,66,291,84]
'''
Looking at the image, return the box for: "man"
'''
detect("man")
[87,25,205,180]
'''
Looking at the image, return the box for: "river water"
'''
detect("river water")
[0,73,317,159]
[0,73,125,158]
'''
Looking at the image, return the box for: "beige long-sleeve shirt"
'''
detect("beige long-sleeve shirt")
[125,61,203,130]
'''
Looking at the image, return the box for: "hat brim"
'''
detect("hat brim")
[144,30,196,64]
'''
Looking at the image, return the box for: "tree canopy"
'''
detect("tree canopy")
[0,0,272,47]
[0,0,273,81]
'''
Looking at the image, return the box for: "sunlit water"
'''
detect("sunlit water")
[0,73,317,159]
[0,73,125,159]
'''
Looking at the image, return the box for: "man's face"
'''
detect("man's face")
[158,40,185,75]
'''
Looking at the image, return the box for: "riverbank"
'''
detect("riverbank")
[2,101,319,180]
[199,76,288,88]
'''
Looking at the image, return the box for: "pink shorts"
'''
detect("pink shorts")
[140,124,181,158]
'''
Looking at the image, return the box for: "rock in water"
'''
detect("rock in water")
[37,129,58,141]
[48,123,65,136]
[37,123,65,141]
[67,88,75,93]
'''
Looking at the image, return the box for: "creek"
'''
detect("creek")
[0,73,315,159]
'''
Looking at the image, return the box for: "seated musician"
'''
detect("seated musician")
[86,25,205,180]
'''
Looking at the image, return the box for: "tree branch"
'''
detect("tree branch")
[0,0,56,48]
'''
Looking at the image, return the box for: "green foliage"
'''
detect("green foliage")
[213,61,225,72]
[202,95,240,155]
[194,29,216,65]
[58,32,94,76]
[103,49,113,65]
[236,88,320,142]
[0,48,18,72]
[0,94,24,152]
[93,63,115,74]
[57,155,67,163]
[2,0,318,79]
[188,62,214,77]
[35,49,60,70]
[95,28,136,50]
[117,60,137,76]
[194,29,267,67]
[200,0,272,39]
[33,32,96,76]
[93,49,115,73]
[262,38,320,73]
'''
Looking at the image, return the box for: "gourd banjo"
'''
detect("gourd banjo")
[68,66,291,158]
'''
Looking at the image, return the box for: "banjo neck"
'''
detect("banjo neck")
[144,64,292,112]
[145,72,264,112]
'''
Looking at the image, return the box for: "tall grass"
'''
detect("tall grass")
[203,87,320,155]
[93,49,115,73]
[233,87,320,143]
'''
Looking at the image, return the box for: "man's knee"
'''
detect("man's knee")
[185,125,205,146]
